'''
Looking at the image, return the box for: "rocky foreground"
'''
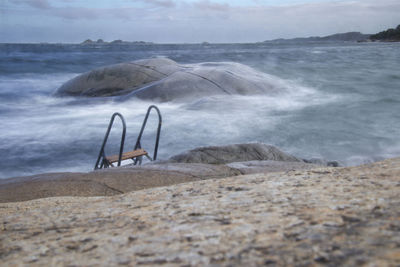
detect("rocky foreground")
[1,154,399,265]
[0,143,319,203]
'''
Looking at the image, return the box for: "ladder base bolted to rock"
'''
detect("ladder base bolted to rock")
[94,105,162,170]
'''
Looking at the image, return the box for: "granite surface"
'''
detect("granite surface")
[1,157,399,266]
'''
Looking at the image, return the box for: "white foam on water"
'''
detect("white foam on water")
[1,42,399,179]
[0,56,396,178]
[0,72,340,178]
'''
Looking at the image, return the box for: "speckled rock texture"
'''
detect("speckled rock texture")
[1,157,399,266]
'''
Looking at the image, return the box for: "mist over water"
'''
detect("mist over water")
[0,42,399,179]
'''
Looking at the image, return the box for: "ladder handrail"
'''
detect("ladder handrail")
[134,105,162,161]
[94,112,126,170]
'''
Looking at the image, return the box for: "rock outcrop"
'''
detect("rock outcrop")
[370,24,400,42]
[56,58,180,97]
[1,157,399,265]
[166,143,301,164]
[56,58,289,101]
[0,143,315,203]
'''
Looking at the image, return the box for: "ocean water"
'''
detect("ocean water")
[0,42,399,179]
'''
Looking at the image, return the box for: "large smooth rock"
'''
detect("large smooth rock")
[1,157,399,266]
[167,143,302,164]
[0,164,240,203]
[0,160,320,203]
[0,143,311,203]
[56,58,181,97]
[56,58,288,101]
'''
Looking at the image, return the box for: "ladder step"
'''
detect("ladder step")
[106,149,148,164]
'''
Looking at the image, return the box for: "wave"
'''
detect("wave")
[0,70,339,179]
[0,45,399,178]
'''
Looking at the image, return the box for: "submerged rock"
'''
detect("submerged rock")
[56,58,288,101]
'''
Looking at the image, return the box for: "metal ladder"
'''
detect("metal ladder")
[94,105,162,170]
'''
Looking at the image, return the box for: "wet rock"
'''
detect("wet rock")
[56,58,179,97]
[0,143,312,203]
[0,143,315,203]
[56,58,289,101]
[167,143,302,164]
[0,169,200,203]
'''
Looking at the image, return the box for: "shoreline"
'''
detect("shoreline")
[0,160,319,203]
[1,143,332,203]
[0,142,395,203]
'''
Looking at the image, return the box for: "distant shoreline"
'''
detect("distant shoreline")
[1,40,399,45]
[2,26,400,45]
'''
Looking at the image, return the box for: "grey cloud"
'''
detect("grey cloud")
[12,0,51,9]
[3,0,400,43]
[134,0,176,8]
[52,7,101,20]
[193,0,230,12]
[49,7,145,21]
[170,0,400,41]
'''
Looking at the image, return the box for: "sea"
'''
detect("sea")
[0,41,399,179]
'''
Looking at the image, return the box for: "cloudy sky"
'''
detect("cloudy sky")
[1,0,399,43]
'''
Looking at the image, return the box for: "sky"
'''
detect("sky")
[0,0,399,43]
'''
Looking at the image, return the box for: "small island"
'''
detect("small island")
[80,39,154,45]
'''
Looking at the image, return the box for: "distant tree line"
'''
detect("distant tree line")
[370,24,400,41]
